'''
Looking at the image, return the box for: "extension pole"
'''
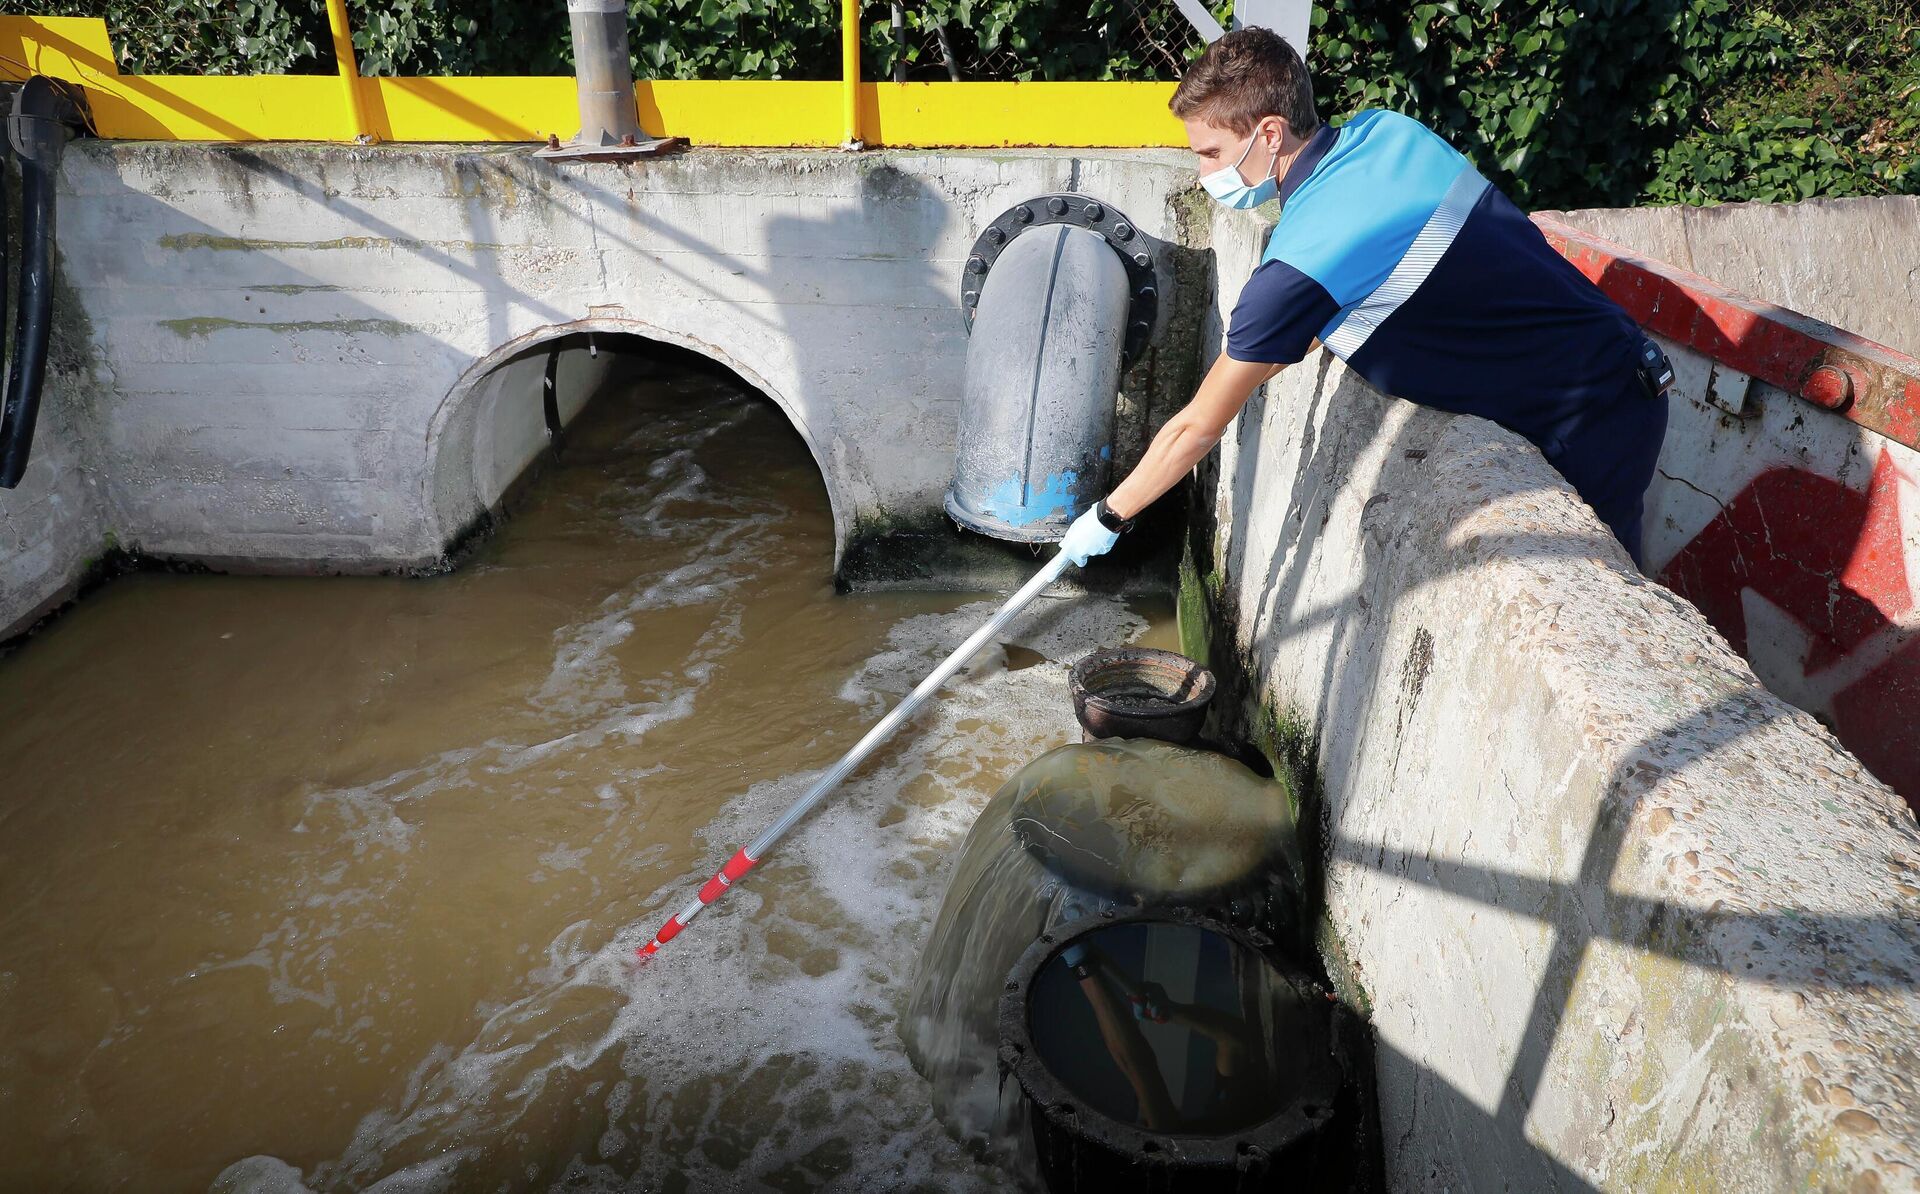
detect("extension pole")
[638,550,1074,956]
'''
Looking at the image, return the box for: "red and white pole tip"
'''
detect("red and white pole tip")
[636,848,759,958]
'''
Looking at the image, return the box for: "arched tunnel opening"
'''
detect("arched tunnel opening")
[428,329,840,577]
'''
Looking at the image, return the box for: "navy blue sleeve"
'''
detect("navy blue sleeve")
[1225,258,1340,365]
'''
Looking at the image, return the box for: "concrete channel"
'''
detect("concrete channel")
[1,142,1917,1189]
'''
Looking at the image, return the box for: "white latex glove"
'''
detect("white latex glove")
[1059,503,1120,566]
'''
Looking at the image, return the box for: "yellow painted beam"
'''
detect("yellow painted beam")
[867,83,1185,148]
[0,16,1187,149]
[643,82,846,147]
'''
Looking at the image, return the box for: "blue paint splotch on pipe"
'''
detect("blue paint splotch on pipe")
[979,470,1083,529]
[946,220,1132,544]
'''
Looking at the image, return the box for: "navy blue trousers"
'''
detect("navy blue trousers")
[1541,382,1669,568]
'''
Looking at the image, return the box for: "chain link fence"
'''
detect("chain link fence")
[869,0,1226,82]
[1735,0,1920,60]
[1700,0,1920,173]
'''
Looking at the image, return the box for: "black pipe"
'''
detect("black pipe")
[542,344,562,441]
[0,77,81,489]
[0,116,10,402]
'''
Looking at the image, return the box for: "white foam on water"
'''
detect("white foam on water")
[219,591,1147,1193]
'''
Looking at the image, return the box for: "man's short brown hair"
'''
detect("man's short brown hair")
[1170,27,1318,138]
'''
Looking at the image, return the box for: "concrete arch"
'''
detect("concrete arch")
[422,316,847,562]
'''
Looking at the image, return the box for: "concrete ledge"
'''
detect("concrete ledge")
[1196,345,1920,1188]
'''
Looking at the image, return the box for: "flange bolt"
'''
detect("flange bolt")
[1014,204,1034,223]
[1047,197,1068,216]
[1801,363,1855,412]
[1113,222,1134,241]
[1084,202,1105,222]
[967,256,987,274]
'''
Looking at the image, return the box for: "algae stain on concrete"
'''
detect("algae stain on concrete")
[157,232,510,253]
[1579,947,1846,1194]
[160,316,414,339]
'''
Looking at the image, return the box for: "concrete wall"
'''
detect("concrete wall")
[1546,196,1920,357]
[0,369,108,641]
[2,143,1201,630]
[430,331,613,541]
[1193,204,1920,1190]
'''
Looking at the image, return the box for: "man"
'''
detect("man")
[1059,27,1670,568]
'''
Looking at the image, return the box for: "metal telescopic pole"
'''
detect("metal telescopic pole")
[638,551,1074,956]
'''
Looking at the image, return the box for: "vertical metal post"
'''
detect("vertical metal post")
[890,3,906,83]
[538,0,676,159]
[566,0,644,147]
[1232,0,1314,59]
[841,0,862,148]
[323,0,371,142]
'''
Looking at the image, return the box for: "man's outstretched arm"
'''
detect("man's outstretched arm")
[1105,354,1285,520]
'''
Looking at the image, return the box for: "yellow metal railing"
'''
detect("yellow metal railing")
[841,0,861,147]
[0,14,1187,148]
[322,0,369,142]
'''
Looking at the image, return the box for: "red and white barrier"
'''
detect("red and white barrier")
[1537,215,1920,810]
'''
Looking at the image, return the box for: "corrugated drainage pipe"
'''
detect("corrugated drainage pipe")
[946,194,1161,542]
[0,77,84,490]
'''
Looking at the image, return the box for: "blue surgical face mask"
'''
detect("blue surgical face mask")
[1200,129,1280,209]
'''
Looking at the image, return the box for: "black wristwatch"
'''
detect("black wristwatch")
[1094,499,1136,534]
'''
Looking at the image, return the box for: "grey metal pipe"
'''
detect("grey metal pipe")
[567,0,643,148]
[946,223,1132,542]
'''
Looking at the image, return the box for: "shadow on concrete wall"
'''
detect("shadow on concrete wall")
[66,145,956,578]
[1201,355,1917,1186]
[533,154,960,576]
[205,147,854,554]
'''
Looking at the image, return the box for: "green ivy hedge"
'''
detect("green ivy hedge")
[7,0,1917,208]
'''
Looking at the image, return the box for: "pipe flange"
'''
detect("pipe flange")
[996,909,1346,1181]
[960,194,1160,367]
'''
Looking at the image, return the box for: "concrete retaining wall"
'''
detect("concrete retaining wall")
[1193,203,1920,1190]
[0,143,1206,639]
[1546,196,1920,357]
[0,370,107,640]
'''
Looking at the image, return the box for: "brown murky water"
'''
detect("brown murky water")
[0,356,1174,1192]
